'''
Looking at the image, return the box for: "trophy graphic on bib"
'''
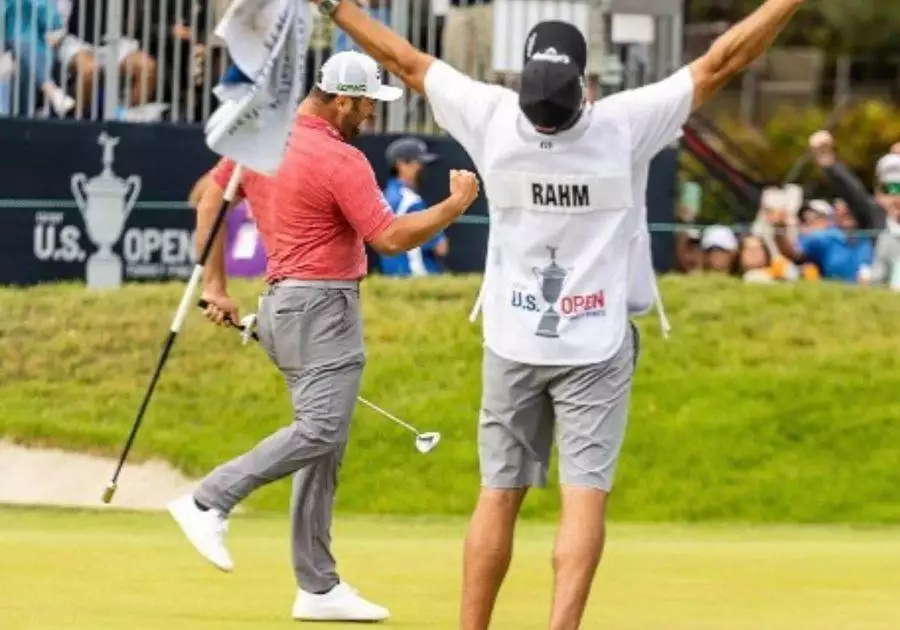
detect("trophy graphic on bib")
[532,246,570,338]
[71,132,141,289]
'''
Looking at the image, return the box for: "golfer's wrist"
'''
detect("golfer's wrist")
[203,278,228,294]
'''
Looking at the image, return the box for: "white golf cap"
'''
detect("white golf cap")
[805,199,834,216]
[875,153,900,184]
[316,51,403,102]
[701,225,738,252]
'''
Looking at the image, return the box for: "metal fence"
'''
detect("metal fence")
[0,0,684,131]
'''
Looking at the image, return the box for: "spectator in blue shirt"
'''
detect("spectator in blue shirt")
[3,0,73,116]
[379,137,448,277]
[774,199,874,283]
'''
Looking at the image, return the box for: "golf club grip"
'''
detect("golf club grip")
[196,300,260,340]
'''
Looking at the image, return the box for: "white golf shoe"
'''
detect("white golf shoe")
[292,582,389,622]
[166,494,234,572]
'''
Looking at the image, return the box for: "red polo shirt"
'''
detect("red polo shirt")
[213,115,394,283]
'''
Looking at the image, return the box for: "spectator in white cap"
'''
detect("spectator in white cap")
[701,225,739,273]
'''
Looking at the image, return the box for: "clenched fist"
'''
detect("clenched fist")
[448,169,481,210]
[809,130,836,167]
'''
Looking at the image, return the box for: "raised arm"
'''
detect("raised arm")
[689,0,805,111]
[809,131,885,231]
[321,0,434,94]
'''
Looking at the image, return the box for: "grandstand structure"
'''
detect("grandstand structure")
[0,0,685,131]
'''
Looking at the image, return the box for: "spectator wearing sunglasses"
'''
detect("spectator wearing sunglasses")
[868,155,900,288]
[807,131,900,286]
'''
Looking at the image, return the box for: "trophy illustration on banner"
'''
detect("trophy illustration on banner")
[71,132,141,289]
[532,246,571,338]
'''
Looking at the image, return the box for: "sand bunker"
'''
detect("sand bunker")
[0,440,197,510]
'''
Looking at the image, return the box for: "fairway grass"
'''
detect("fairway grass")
[3,276,900,523]
[2,506,898,630]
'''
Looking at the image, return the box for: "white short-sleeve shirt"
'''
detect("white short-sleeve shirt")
[425,60,694,364]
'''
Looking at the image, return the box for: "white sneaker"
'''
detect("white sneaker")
[292,582,389,622]
[166,494,234,572]
[45,84,75,117]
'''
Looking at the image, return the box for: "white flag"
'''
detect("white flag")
[204,0,310,175]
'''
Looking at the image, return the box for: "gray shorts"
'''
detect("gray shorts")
[479,323,639,491]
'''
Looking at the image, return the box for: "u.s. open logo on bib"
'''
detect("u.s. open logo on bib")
[509,247,607,338]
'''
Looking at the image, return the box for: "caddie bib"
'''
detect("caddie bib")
[475,98,642,365]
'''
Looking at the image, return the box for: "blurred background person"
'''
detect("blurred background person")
[809,130,900,236]
[378,137,448,277]
[441,0,494,84]
[772,198,873,283]
[701,224,738,273]
[58,0,158,118]
[675,227,703,274]
[734,233,799,283]
[3,0,74,116]
[674,183,703,274]
[867,156,900,289]
[809,131,900,287]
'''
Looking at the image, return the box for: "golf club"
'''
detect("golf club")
[197,300,441,454]
[101,166,244,505]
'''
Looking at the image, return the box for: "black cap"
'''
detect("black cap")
[385,137,438,166]
[523,20,587,74]
[519,21,587,130]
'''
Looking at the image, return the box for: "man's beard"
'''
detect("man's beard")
[340,121,360,141]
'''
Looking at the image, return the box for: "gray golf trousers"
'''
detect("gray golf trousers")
[194,279,365,594]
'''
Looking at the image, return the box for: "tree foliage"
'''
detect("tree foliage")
[687,0,900,57]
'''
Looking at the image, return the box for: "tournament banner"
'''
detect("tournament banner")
[0,119,678,287]
[0,119,219,287]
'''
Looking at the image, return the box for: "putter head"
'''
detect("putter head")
[415,432,441,454]
[239,314,258,345]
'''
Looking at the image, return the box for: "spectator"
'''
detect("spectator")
[772,199,873,283]
[378,137,448,277]
[674,191,703,274]
[58,0,158,118]
[868,155,900,289]
[674,227,703,274]
[701,225,738,273]
[3,0,74,116]
[734,234,799,283]
[808,130,900,286]
[809,131,900,232]
[442,0,494,83]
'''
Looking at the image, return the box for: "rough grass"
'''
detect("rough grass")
[1,275,899,522]
[2,507,899,630]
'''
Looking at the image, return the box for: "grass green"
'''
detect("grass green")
[1,506,899,629]
[2,275,900,522]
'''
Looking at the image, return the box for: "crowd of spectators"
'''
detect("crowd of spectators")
[0,0,478,122]
[675,131,900,291]
[1,0,223,120]
[4,3,898,289]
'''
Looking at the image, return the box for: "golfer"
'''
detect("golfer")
[168,50,480,623]
[322,0,806,627]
